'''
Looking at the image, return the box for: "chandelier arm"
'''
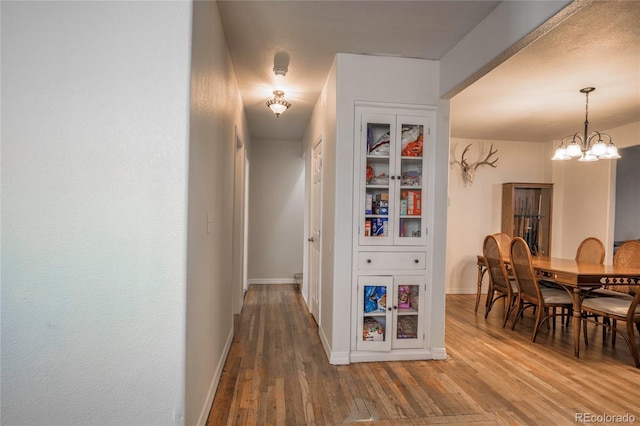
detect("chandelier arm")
[571,132,584,144]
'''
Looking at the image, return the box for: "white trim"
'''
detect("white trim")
[329,351,351,365]
[349,349,435,363]
[432,347,448,360]
[247,278,297,285]
[196,327,234,426]
[445,286,478,295]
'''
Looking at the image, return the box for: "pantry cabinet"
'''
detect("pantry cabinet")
[351,104,435,362]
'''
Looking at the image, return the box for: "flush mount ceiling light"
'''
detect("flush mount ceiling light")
[552,87,621,162]
[266,90,292,118]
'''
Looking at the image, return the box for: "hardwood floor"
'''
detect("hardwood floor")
[208,284,640,425]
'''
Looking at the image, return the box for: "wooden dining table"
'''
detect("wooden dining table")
[476,255,640,358]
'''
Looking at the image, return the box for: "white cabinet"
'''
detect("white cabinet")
[357,111,429,246]
[351,104,434,362]
[356,276,425,352]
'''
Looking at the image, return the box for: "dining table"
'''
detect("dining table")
[476,255,640,358]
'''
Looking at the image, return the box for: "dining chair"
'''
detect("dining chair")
[543,237,605,326]
[509,237,573,342]
[581,266,640,368]
[575,237,606,264]
[478,233,512,313]
[483,234,518,328]
[584,240,640,347]
[590,240,639,299]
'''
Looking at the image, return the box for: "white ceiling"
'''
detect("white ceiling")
[218,0,640,143]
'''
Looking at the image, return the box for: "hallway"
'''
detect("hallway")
[208,285,640,425]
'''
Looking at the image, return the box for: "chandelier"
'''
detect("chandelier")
[266,90,292,118]
[551,87,621,161]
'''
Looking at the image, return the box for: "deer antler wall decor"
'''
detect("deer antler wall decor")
[450,143,499,186]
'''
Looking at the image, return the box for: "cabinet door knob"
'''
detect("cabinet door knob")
[390,175,395,180]
[414,259,419,263]
[393,305,398,310]
[366,259,372,264]
[397,175,401,180]
[308,237,315,242]
[388,307,392,311]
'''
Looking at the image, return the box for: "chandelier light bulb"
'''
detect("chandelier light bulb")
[551,146,571,160]
[591,140,607,156]
[604,143,621,159]
[566,141,583,157]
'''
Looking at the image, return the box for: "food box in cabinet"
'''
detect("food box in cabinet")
[365,193,373,214]
[363,317,384,341]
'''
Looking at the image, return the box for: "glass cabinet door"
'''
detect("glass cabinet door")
[357,276,392,351]
[360,113,395,246]
[391,277,425,349]
[395,116,428,245]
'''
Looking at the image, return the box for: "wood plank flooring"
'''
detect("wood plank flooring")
[208,285,640,425]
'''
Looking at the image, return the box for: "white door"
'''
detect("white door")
[309,139,323,323]
[232,133,249,315]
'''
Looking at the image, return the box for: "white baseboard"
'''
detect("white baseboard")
[445,286,479,295]
[196,327,234,426]
[318,324,351,365]
[432,347,447,360]
[247,278,297,285]
[329,351,351,365]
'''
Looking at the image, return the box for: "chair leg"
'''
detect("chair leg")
[503,295,517,329]
[511,298,523,330]
[532,304,544,343]
[612,319,618,346]
[626,320,640,368]
[583,318,589,346]
[484,290,494,319]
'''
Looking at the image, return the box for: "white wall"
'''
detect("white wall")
[446,139,550,294]
[247,139,305,283]
[550,120,640,263]
[308,54,443,363]
[186,1,249,425]
[2,2,191,424]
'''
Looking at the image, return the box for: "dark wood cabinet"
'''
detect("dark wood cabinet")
[501,183,553,256]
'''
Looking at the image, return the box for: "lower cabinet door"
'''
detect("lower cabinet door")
[357,276,393,351]
[356,275,425,352]
[391,276,425,349]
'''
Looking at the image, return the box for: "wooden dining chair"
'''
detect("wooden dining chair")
[509,237,573,342]
[575,237,605,264]
[483,234,518,328]
[591,240,639,299]
[584,240,640,348]
[477,233,512,313]
[581,243,640,367]
[542,237,605,327]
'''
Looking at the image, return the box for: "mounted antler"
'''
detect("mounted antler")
[450,143,499,186]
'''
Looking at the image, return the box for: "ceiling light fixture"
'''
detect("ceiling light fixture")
[266,90,291,118]
[552,87,621,161]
